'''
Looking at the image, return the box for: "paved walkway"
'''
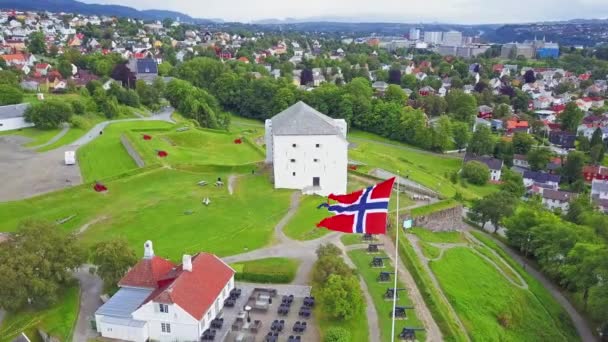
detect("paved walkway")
[72,264,103,342]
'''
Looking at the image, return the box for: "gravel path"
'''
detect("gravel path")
[228,174,237,195]
[71,264,103,342]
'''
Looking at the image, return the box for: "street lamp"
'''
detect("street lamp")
[245,305,252,323]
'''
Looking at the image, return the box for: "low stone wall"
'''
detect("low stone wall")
[120,134,145,167]
[409,205,466,232]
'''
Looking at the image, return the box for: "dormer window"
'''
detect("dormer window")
[159,303,168,313]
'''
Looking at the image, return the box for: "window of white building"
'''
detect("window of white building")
[161,323,171,333]
[159,303,169,313]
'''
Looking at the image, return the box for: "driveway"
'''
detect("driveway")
[72,265,103,342]
[0,108,174,202]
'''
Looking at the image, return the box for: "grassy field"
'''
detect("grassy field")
[125,128,264,167]
[410,199,460,217]
[430,247,578,342]
[348,249,426,342]
[341,234,365,246]
[0,167,292,260]
[408,227,467,244]
[0,285,79,342]
[231,257,300,284]
[0,127,62,147]
[77,121,174,182]
[420,241,441,259]
[283,195,331,241]
[348,132,499,201]
[36,114,106,152]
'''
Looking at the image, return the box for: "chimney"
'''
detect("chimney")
[143,240,154,259]
[182,254,192,272]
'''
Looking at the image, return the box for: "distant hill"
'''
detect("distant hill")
[0,0,216,23]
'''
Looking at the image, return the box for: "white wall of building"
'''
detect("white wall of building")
[95,316,149,342]
[542,198,569,212]
[273,135,348,196]
[0,117,34,131]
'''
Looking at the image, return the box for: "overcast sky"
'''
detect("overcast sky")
[82,0,608,23]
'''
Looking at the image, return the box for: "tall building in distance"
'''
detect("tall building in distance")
[409,28,421,41]
[442,30,463,46]
[423,31,443,44]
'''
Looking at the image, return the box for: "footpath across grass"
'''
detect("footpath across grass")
[231,257,300,283]
[0,285,79,342]
[348,249,426,342]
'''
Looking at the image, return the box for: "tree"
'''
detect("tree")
[401,74,417,89]
[446,89,477,124]
[512,132,536,154]
[300,69,313,85]
[324,327,351,342]
[0,220,83,311]
[432,115,452,152]
[384,84,407,104]
[501,168,525,197]
[111,62,136,88]
[24,99,73,129]
[561,151,585,185]
[493,103,512,119]
[471,192,517,232]
[388,69,401,85]
[91,239,137,292]
[452,121,471,151]
[57,59,73,78]
[590,144,605,165]
[157,61,173,76]
[527,147,552,171]
[591,128,604,147]
[421,95,447,117]
[562,243,607,310]
[560,102,584,132]
[0,85,23,105]
[524,69,536,83]
[27,31,46,54]
[318,274,364,320]
[468,125,494,156]
[0,56,6,69]
[462,161,490,185]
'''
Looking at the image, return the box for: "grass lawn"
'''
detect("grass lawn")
[0,167,292,260]
[37,114,106,152]
[407,227,467,244]
[348,249,426,342]
[348,133,499,201]
[0,285,79,342]
[231,257,300,283]
[314,292,369,342]
[410,199,460,217]
[420,241,441,259]
[283,195,331,241]
[0,127,62,147]
[126,128,264,167]
[470,231,579,340]
[341,234,365,246]
[77,121,173,182]
[430,247,579,341]
[397,234,469,342]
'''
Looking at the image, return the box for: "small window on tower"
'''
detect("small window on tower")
[313,159,319,162]
[290,159,296,163]
[292,172,296,176]
[315,143,320,148]
[292,143,297,148]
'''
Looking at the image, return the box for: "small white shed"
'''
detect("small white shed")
[65,151,76,165]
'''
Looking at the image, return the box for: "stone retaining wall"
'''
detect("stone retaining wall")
[120,134,145,167]
[408,205,466,232]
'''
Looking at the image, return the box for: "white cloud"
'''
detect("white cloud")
[82,0,608,23]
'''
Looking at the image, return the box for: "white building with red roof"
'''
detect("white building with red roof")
[95,241,235,342]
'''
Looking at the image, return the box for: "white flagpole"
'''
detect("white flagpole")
[390,172,400,342]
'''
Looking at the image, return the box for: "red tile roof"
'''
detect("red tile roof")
[143,253,235,320]
[1,53,26,63]
[506,120,529,130]
[118,256,176,288]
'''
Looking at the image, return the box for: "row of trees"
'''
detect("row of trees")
[174,57,483,152]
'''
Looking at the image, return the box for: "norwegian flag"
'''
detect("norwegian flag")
[316,178,395,234]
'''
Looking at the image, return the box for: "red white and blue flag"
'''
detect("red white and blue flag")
[316,177,395,234]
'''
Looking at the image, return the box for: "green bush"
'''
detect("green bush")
[70,100,86,115]
[69,115,89,129]
[24,99,73,129]
[232,258,299,284]
[0,84,24,105]
[324,327,351,342]
[462,161,489,185]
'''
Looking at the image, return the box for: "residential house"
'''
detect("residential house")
[95,241,235,342]
[583,165,608,183]
[418,86,435,96]
[265,101,348,196]
[478,105,493,119]
[372,81,389,95]
[523,170,560,189]
[34,63,51,76]
[474,118,491,131]
[591,179,608,213]
[127,58,158,84]
[549,131,576,149]
[0,103,32,131]
[464,153,503,181]
[540,189,576,212]
[513,154,530,169]
[506,119,530,134]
